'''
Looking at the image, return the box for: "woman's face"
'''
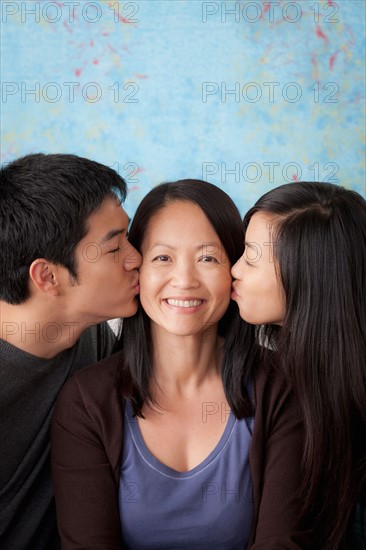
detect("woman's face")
[231,212,285,325]
[139,201,232,337]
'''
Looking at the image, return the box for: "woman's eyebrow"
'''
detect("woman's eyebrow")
[149,242,221,251]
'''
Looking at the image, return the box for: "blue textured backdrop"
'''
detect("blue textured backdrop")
[1,0,365,217]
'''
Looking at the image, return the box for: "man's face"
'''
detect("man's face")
[62,195,141,324]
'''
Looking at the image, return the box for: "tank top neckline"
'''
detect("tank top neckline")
[125,400,237,480]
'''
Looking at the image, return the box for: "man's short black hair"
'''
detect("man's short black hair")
[0,153,127,304]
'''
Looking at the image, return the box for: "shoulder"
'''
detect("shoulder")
[254,360,293,404]
[54,351,123,414]
[253,360,301,433]
[72,349,121,383]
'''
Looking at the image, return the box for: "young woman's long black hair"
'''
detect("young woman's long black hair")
[116,179,260,419]
[244,181,366,549]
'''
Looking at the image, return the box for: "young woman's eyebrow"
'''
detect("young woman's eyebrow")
[244,242,257,250]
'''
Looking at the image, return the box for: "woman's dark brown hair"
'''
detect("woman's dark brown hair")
[244,181,366,549]
[117,179,258,420]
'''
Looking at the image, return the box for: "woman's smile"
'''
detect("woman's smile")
[139,201,232,337]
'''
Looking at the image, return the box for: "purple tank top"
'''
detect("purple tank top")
[119,400,254,549]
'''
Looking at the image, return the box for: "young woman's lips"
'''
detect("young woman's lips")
[231,284,238,299]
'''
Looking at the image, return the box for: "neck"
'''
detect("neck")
[0,299,89,359]
[150,323,223,397]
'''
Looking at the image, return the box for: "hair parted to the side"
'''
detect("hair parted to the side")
[117,179,261,419]
[0,153,127,304]
[244,181,366,549]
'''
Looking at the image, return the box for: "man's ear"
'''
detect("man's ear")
[29,259,61,296]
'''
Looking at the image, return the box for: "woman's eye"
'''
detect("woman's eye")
[109,247,121,254]
[152,255,170,262]
[200,255,219,263]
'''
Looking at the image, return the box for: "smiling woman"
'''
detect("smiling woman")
[139,201,232,339]
[51,180,316,549]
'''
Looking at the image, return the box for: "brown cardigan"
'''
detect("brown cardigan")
[51,352,313,549]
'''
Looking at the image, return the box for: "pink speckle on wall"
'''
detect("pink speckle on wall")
[329,51,339,70]
[316,25,328,41]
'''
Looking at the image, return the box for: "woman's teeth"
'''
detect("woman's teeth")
[166,299,203,308]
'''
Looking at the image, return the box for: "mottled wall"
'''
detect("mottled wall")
[1,0,365,217]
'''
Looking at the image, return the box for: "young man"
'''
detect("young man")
[0,153,142,549]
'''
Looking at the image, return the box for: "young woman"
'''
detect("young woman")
[231,181,366,549]
[51,180,313,549]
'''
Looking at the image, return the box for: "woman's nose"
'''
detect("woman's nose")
[171,262,200,289]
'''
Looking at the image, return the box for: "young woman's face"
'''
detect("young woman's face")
[231,212,285,325]
[139,201,232,337]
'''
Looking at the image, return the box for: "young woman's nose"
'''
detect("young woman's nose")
[231,257,241,279]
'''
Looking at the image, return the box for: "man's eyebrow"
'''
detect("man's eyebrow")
[100,228,126,245]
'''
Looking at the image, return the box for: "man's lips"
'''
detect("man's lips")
[131,279,140,292]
